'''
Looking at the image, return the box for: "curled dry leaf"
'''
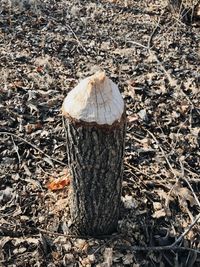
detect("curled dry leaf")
[152,209,166,219]
[47,176,70,191]
[153,201,162,211]
[74,239,88,253]
[127,114,139,123]
[52,198,69,214]
[122,195,138,209]
[47,168,71,191]
[172,182,196,208]
[122,253,133,265]
[81,254,96,266]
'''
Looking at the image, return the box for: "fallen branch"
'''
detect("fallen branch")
[179,160,200,208]
[37,227,121,240]
[116,212,200,252]
[116,244,200,253]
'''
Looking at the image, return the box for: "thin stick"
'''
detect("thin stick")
[37,227,89,239]
[115,212,200,253]
[65,24,88,55]
[11,135,21,163]
[125,40,148,49]
[125,161,153,180]
[179,160,200,208]
[171,212,200,247]
[37,227,120,240]
[0,131,66,166]
[116,244,200,253]
[148,11,164,49]
[145,129,175,175]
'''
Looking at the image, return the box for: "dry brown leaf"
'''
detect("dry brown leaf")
[153,202,162,211]
[9,80,24,89]
[47,177,70,191]
[122,253,133,265]
[52,198,69,214]
[25,122,42,134]
[156,189,172,201]
[74,239,88,252]
[172,183,196,207]
[152,209,166,219]
[127,114,139,123]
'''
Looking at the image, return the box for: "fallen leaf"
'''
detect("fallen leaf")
[74,239,88,252]
[47,177,70,191]
[122,195,137,209]
[52,198,68,213]
[36,66,44,73]
[153,202,162,211]
[122,253,133,265]
[152,209,166,219]
[9,80,24,89]
[172,182,196,207]
[25,122,42,134]
[127,114,139,123]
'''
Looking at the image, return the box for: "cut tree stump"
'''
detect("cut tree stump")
[62,71,126,236]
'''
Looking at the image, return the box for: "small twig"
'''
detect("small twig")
[0,131,66,166]
[125,161,153,181]
[145,129,175,175]
[124,161,150,190]
[171,212,200,247]
[181,162,199,177]
[116,244,200,253]
[37,227,121,240]
[148,11,164,49]
[65,24,88,55]
[0,225,38,237]
[179,160,200,208]
[115,212,200,253]
[11,135,21,163]
[91,235,119,255]
[125,40,148,49]
[126,133,144,144]
[38,227,89,239]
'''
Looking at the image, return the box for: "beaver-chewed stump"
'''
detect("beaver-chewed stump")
[62,71,126,236]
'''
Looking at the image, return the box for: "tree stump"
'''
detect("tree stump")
[62,71,126,236]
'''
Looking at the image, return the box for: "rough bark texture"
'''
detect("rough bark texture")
[64,114,126,236]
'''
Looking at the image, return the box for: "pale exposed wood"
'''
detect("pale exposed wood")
[62,71,124,125]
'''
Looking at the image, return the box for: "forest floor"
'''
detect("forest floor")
[0,0,200,266]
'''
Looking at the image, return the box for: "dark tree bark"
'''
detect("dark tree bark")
[63,114,126,236]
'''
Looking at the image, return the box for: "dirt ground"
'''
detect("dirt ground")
[0,0,199,266]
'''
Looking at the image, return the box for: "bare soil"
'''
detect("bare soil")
[0,0,199,266]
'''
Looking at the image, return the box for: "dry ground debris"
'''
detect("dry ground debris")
[0,0,200,266]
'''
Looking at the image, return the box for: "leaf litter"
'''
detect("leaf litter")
[0,0,200,266]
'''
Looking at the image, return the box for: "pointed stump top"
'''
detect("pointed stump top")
[62,71,124,125]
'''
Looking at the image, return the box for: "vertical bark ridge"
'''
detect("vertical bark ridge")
[64,115,126,236]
